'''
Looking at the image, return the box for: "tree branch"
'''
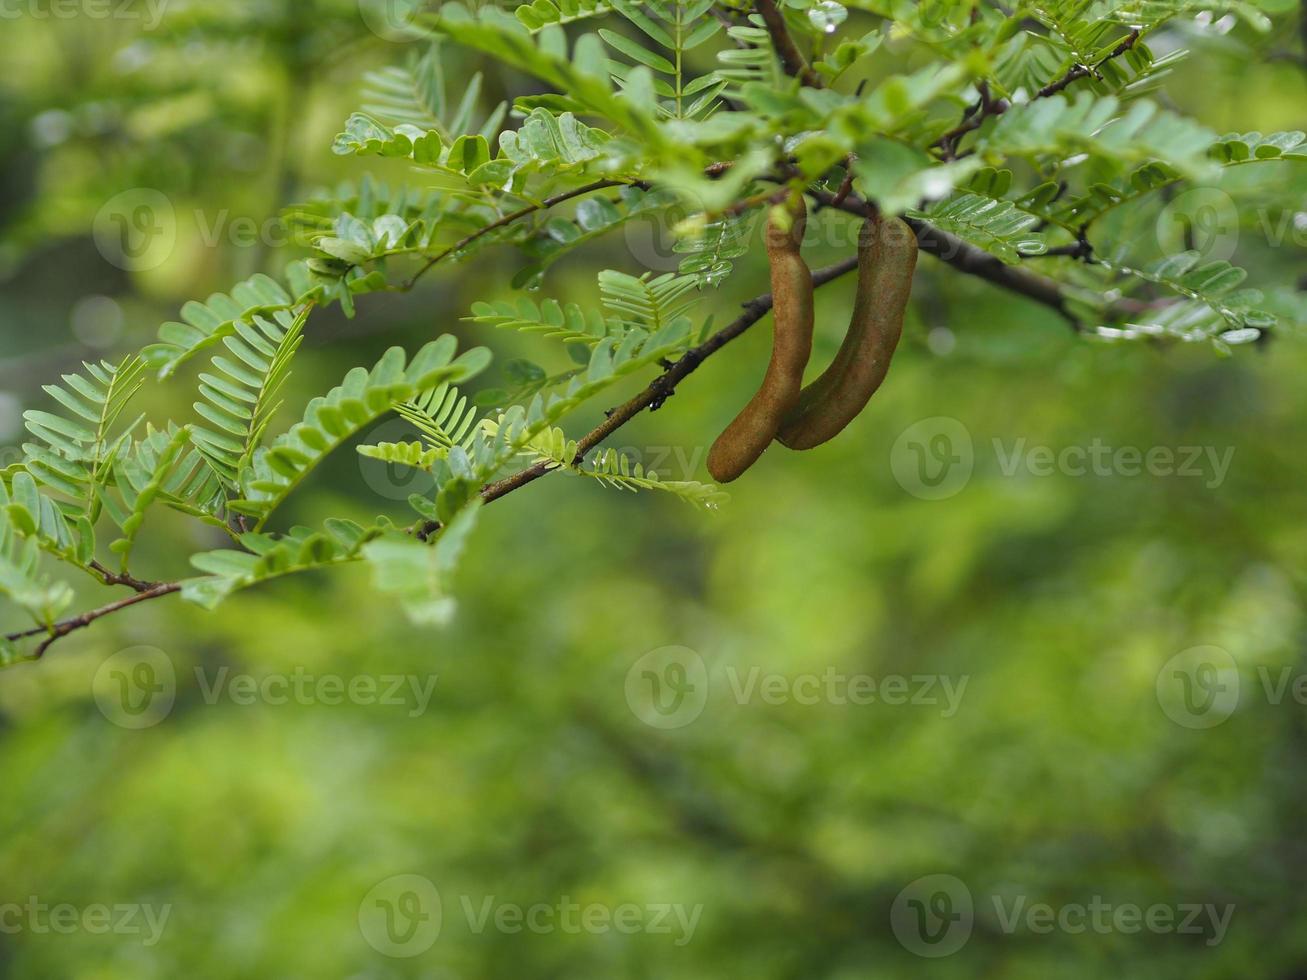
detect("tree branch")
[89,560,162,593]
[809,187,1079,327]
[10,258,864,656]
[11,179,1091,658]
[755,0,823,88]
[6,583,182,659]
[932,28,1142,155]
[477,253,862,507]
[402,179,630,291]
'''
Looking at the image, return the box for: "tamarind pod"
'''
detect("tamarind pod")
[707,201,814,483]
[781,218,878,424]
[776,215,917,451]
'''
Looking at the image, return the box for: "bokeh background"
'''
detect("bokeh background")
[2,1,1307,976]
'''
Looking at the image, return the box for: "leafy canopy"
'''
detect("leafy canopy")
[3,0,1303,663]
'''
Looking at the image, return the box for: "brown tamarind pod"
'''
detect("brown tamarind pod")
[707,200,814,483]
[776,214,917,451]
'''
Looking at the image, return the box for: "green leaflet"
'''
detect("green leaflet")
[515,0,613,33]
[22,356,146,519]
[101,425,197,570]
[183,519,389,610]
[394,384,482,454]
[996,130,1307,233]
[466,267,699,345]
[465,267,700,413]
[491,421,728,511]
[334,107,612,190]
[416,4,664,142]
[598,270,701,330]
[99,424,227,533]
[467,296,623,344]
[908,193,1048,264]
[854,140,985,217]
[190,307,309,490]
[143,266,317,379]
[507,314,693,447]
[362,499,483,625]
[356,441,445,471]
[1097,251,1277,343]
[1,470,79,557]
[0,481,75,627]
[230,337,492,529]
[1211,130,1307,163]
[521,185,677,276]
[358,42,507,141]
[984,93,1219,181]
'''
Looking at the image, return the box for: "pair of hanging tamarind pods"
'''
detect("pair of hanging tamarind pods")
[706,197,920,483]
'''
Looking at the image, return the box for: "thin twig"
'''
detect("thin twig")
[473,254,863,508]
[89,560,161,593]
[1040,28,1141,99]
[7,584,182,659]
[809,187,1080,327]
[402,180,630,291]
[755,0,823,88]
[931,29,1142,154]
[829,165,856,208]
[12,177,1097,656]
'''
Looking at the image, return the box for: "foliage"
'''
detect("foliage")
[1,0,1305,663]
[4,3,1307,978]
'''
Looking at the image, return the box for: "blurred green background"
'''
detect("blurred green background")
[3,2,1307,976]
